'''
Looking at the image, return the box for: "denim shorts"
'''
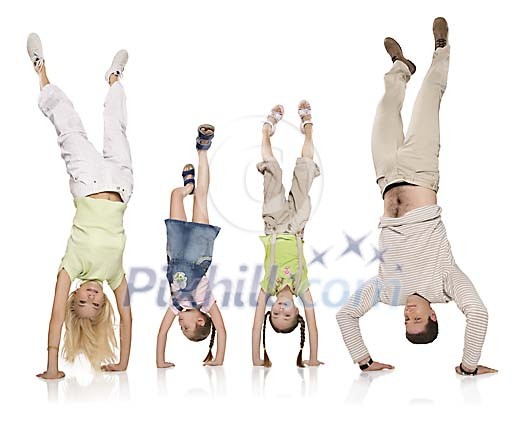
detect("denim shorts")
[165,219,221,290]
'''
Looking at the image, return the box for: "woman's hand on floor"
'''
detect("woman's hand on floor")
[101,363,127,372]
[36,370,65,380]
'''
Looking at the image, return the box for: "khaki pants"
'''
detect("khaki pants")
[372,45,450,197]
[257,157,320,235]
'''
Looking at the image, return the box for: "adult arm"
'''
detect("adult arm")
[204,302,227,366]
[447,265,496,375]
[336,278,394,371]
[102,276,132,372]
[252,289,269,366]
[36,269,72,380]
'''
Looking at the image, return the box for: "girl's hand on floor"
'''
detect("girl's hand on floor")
[36,370,65,380]
[157,362,175,368]
[303,360,325,366]
[101,363,127,372]
[363,361,395,372]
[203,360,223,367]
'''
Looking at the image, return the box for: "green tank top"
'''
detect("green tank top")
[259,233,310,297]
[59,197,127,290]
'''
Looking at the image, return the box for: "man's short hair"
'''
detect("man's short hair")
[406,318,439,344]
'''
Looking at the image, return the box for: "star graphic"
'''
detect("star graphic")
[367,246,388,265]
[338,232,370,260]
[395,263,403,272]
[309,246,331,267]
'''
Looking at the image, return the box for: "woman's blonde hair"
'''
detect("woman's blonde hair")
[63,291,117,368]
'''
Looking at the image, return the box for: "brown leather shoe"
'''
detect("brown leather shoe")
[384,37,416,75]
[433,17,448,49]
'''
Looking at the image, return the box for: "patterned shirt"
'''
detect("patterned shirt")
[336,205,488,369]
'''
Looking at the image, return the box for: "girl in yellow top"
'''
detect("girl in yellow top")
[28,34,133,379]
[252,101,323,368]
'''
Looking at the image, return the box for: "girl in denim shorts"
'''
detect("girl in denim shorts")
[156,125,227,367]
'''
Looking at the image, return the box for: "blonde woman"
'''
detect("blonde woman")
[28,33,133,379]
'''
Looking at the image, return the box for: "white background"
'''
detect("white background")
[1,0,522,420]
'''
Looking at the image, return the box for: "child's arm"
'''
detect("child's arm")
[300,289,323,366]
[204,303,227,366]
[251,289,268,366]
[102,276,132,372]
[156,309,176,368]
[36,269,72,380]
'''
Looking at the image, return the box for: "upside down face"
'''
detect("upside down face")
[74,281,105,319]
[404,294,437,335]
[270,298,299,332]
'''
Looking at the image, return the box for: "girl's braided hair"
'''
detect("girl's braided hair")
[263,311,305,367]
[186,311,216,362]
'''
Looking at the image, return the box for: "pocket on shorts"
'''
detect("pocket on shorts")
[107,161,133,198]
[195,256,212,272]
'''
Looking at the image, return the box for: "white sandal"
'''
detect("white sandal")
[264,105,284,136]
[298,100,313,134]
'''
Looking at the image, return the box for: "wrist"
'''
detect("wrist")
[115,359,128,369]
[47,365,59,374]
[358,356,372,366]
[459,363,478,375]
[47,359,59,373]
[359,357,373,371]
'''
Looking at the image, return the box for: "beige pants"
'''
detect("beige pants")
[372,45,450,197]
[257,157,320,235]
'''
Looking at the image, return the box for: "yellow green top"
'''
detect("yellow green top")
[259,233,310,297]
[59,197,127,290]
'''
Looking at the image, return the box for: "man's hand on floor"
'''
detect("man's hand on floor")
[455,365,498,376]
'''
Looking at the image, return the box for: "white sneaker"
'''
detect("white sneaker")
[105,49,128,83]
[27,33,44,66]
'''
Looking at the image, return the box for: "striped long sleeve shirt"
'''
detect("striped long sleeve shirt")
[336,205,488,370]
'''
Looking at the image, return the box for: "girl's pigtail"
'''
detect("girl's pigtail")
[296,315,305,368]
[203,323,216,363]
[263,311,272,367]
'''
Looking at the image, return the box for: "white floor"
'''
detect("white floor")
[22,361,517,420]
